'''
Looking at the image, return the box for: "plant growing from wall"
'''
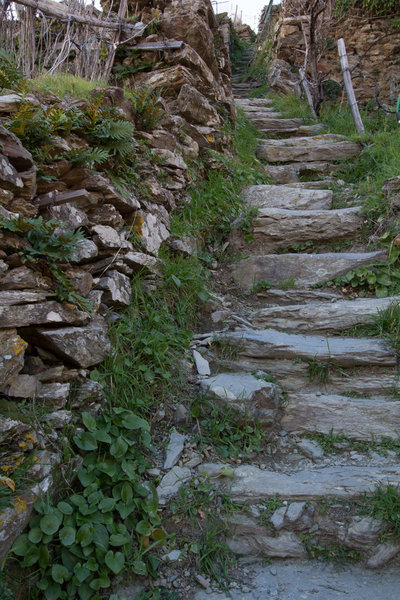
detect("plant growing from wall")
[0,215,92,311]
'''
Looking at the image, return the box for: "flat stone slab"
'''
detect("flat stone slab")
[221,328,396,367]
[199,372,281,425]
[193,561,400,600]
[250,288,342,306]
[251,296,400,332]
[257,134,361,163]
[258,124,325,138]
[244,111,282,119]
[282,393,400,440]
[242,185,333,210]
[250,117,304,130]
[199,463,400,502]
[265,162,338,184]
[249,206,361,250]
[232,251,386,289]
[235,98,274,106]
[0,301,90,328]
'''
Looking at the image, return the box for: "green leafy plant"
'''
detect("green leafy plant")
[251,279,272,292]
[360,484,400,538]
[11,409,162,600]
[0,215,91,311]
[0,49,22,90]
[126,87,164,131]
[191,397,270,459]
[335,0,400,16]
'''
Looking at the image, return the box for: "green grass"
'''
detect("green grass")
[170,110,270,245]
[266,92,316,122]
[340,302,400,350]
[190,396,270,459]
[27,73,106,99]
[360,484,400,538]
[302,430,400,457]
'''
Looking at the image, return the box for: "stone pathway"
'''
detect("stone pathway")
[154,78,400,597]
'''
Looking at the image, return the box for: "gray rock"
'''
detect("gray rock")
[257,134,360,163]
[251,296,400,332]
[0,300,90,328]
[0,266,50,290]
[91,225,131,250]
[49,202,88,231]
[161,549,182,562]
[0,291,49,306]
[70,239,98,263]
[156,466,191,504]
[265,162,338,184]
[199,372,281,426]
[36,383,71,409]
[227,531,306,558]
[282,393,400,441]
[164,432,186,469]
[0,94,21,112]
[221,329,396,368]
[73,380,105,407]
[193,349,211,376]
[242,185,332,211]
[247,206,361,251]
[98,270,132,307]
[123,251,162,275]
[33,316,111,368]
[198,463,400,502]
[250,288,342,306]
[44,410,73,428]
[367,541,400,568]
[296,439,324,460]
[0,415,30,444]
[232,251,386,289]
[139,205,170,254]
[345,517,385,549]
[0,329,27,388]
[8,374,39,398]
[286,502,307,524]
[270,506,287,530]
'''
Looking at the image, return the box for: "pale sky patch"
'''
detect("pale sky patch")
[212,0,281,30]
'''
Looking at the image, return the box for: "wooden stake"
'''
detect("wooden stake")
[299,68,317,118]
[337,38,365,134]
[103,0,128,80]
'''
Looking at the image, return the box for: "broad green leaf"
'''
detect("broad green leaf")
[78,469,98,487]
[94,430,112,443]
[39,545,51,568]
[104,550,125,575]
[132,560,147,575]
[89,573,110,590]
[28,527,43,544]
[93,524,109,550]
[74,563,90,583]
[51,564,69,584]
[45,582,62,600]
[40,513,62,535]
[110,436,128,458]
[76,524,94,547]
[135,520,152,536]
[82,412,97,432]
[121,414,149,431]
[73,431,98,451]
[22,546,40,567]
[57,501,73,515]
[98,497,116,512]
[109,532,131,546]
[59,526,76,547]
[121,482,133,502]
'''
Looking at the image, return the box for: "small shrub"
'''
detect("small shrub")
[126,87,164,131]
[360,484,400,538]
[0,49,22,90]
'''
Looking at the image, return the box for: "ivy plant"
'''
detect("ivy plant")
[11,409,163,600]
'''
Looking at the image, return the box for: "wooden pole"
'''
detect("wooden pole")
[10,0,138,32]
[337,38,365,134]
[103,0,128,80]
[299,68,317,118]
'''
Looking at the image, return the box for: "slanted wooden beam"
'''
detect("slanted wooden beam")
[338,38,365,135]
[134,41,184,51]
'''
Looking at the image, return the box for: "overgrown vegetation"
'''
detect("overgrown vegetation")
[360,484,400,539]
[339,301,400,350]
[170,110,271,246]
[334,0,400,16]
[0,215,91,311]
[27,73,106,99]
[0,49,22,90]
[302,430,400,456]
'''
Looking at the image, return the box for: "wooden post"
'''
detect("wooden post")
[337,38,365,134]
[299,68,317,118]
[103,0,128,80]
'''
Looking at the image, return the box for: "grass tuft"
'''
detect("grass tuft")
[27,72,106,99]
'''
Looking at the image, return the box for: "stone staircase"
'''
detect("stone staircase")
[157,90,400,597]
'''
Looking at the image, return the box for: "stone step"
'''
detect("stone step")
[242,185,333,210]
[240,105,278,113]
[265,161,341,184]
[232,250,386,289]
[245,206,362,251]
[282,393,400,441]
[199,463,400,502]
[244,111,283,119]
[283,179,335,189]
[258,124,325,138]
[251,296,400,332]
[249,288,343,305]
[235,98,274,106]
[225,356,399,397]
[257,134,361,163]
[249,117,305,130]
[221,328,396,368]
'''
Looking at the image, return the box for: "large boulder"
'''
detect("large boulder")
[176,84,221,126]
